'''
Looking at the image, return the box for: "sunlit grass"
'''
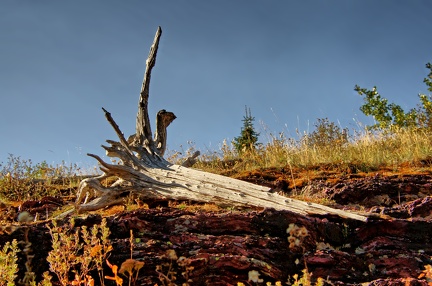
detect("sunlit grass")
[170,127,432,175]
[2,125,432,203]
[0,154,100,202]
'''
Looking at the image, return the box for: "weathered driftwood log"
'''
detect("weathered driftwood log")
[75,27,367,222]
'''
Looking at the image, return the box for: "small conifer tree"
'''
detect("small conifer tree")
[233,106,260,154]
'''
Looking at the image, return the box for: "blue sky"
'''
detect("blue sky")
[1,1,432,168]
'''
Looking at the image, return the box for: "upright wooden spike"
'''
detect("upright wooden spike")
[135,26,162,149]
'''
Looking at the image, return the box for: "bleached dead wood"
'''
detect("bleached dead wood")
[75,26,367,222]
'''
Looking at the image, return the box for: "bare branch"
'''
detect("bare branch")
[136,26,162,147]
[182,151,200,167]
[101,108,133,154]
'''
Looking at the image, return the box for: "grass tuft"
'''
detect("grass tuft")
[172,127,432,175]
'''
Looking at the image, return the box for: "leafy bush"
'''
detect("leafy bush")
[303,118,348,148]
[0,239,20,286]
[0,154,80,201]
[46,218,112,285]
[355,61,432,130]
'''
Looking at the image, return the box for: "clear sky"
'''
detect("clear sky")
[1,1,432,169]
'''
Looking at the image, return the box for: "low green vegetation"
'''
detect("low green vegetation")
[46,218,112,285]
[0,154,93,202]
[0,239,20,286]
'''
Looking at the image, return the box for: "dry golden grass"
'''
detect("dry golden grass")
[177,127,432,176]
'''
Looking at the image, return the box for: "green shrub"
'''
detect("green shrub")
[0,239,20,286]
[0,154,80,201]
[355,61,432,130]
[46,218,112,285]
[303,118,348,149]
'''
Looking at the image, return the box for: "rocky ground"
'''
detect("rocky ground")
[1,164,432,285]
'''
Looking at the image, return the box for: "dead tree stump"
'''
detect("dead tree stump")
[75,27,367,222]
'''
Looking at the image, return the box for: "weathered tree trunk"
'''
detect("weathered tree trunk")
[75,27,367,222]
